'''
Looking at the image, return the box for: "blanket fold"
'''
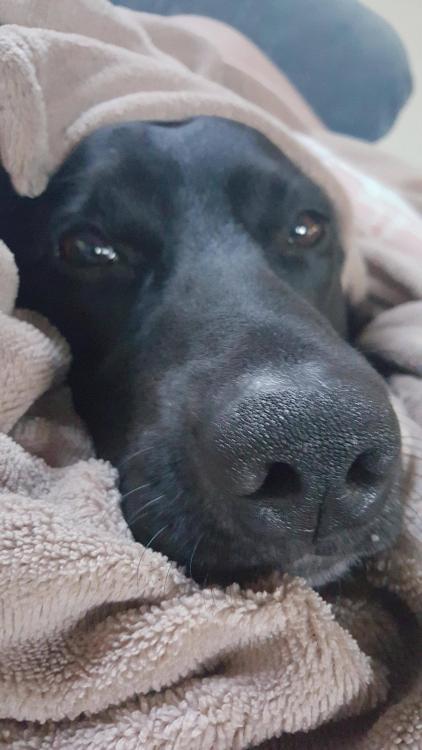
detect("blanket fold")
[0,2,421,748]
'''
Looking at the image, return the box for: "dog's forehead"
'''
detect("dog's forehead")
[63,117,304,187]
[49,117,334,234]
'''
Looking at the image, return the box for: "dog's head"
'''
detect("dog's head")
[2,117,402,586]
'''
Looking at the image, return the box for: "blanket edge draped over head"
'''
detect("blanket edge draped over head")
[0,2,421,749]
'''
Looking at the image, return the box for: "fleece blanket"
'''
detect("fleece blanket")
[0,2,421,748]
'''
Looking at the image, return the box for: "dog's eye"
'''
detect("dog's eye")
[57,233,119,267]
[289,211,327,248]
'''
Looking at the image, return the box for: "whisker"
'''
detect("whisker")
[128,494,165,527]
[121,482,151,500]
[161,561,173,599]
[188,533,205,579]
[146,525,169,549]
[118,446,155,470]
[129,488,183,528]
[136,524,169,585]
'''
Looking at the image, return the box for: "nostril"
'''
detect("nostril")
[250,461,302,500]
[346,450,383,490]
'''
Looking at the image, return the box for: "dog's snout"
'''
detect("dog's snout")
[197,368,401,541]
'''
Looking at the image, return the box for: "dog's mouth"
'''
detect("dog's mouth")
[116,326,403,590]
[121,456,403,589]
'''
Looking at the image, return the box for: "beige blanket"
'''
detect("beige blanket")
[0,2,421,748]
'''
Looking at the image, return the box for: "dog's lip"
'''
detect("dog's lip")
[287,553,357,587]
[193,550,358,589]
[189,507,395,585]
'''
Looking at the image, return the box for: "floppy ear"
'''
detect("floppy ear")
[0,166,37,269]
[0,166,20,223]
[0,166,24,239]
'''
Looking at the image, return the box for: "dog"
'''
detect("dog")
[0,116,402,586]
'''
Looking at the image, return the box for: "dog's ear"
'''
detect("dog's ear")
[0,166,35,264]
[0,167,20,227]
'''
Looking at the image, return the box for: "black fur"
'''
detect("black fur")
[0,118,402,586]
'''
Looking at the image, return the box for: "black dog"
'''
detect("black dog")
[0,117,402,586]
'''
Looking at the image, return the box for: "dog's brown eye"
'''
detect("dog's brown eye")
[58,233,119,267]
[289,211,326,248]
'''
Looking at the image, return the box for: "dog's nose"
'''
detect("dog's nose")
[197,369,400,540]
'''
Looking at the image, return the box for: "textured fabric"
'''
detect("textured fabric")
[0,0,364,302]
[113,0,413,141]
[0,2,421,748]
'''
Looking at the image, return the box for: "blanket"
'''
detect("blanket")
[0,2,421,748]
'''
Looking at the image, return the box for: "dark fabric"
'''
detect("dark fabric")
[113,0,412,142]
